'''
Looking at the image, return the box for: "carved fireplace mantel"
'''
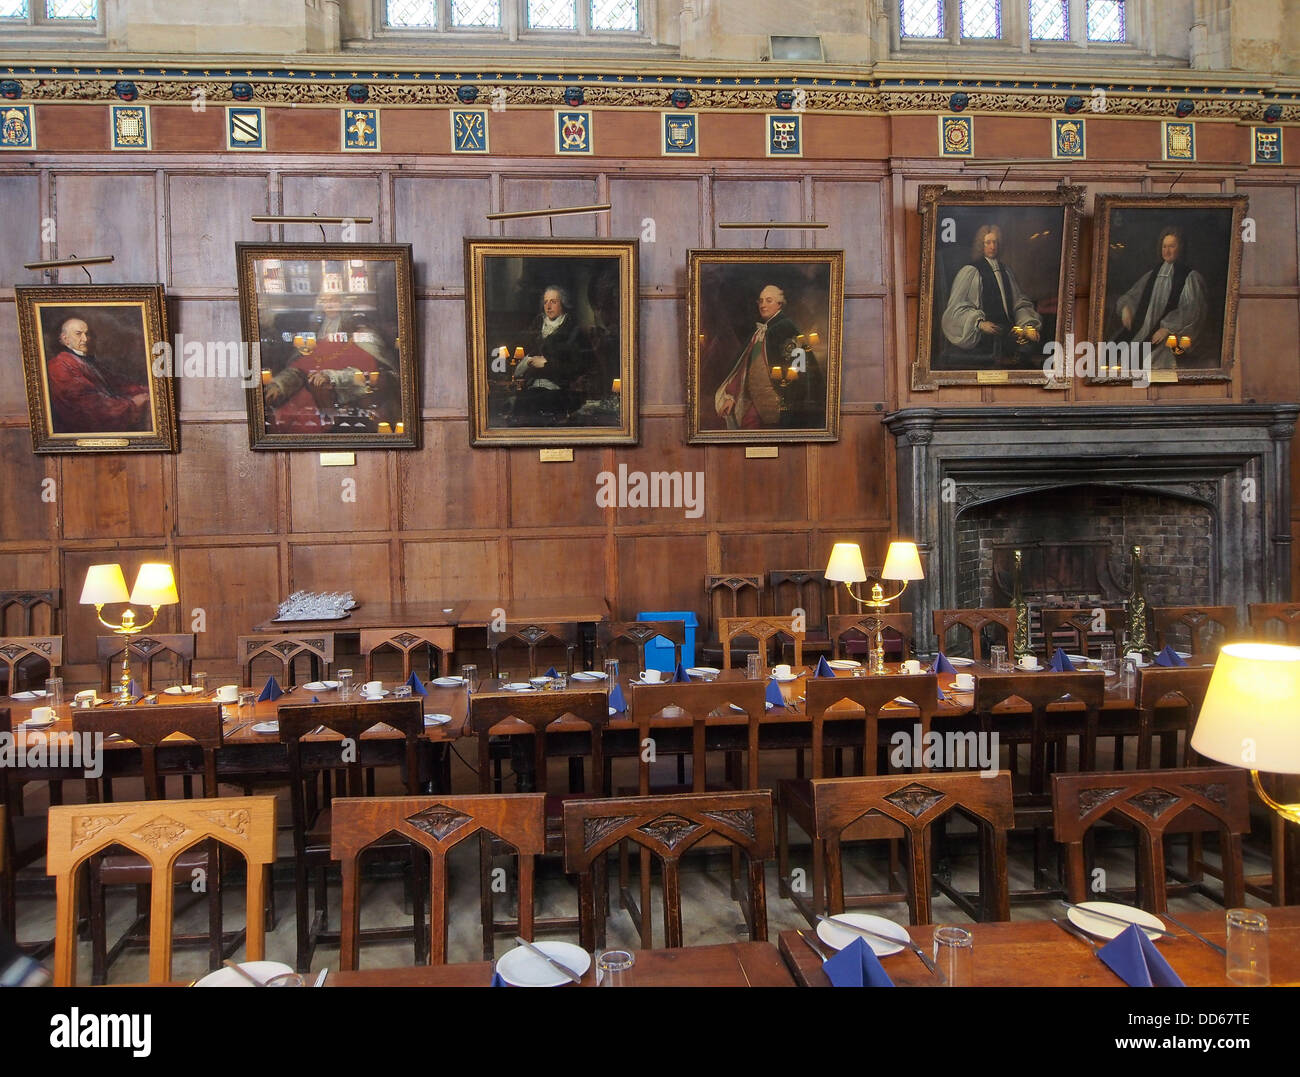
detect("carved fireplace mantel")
[883,404,1299,649]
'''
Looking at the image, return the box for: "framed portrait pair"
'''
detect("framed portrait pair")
[912,185,1246,388]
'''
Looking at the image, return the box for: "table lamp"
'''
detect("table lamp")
[81,562,178,699]
[1190,642,1300,824]
[825,540,924,674]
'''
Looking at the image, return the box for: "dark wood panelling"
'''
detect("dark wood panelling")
[712,179,804,248]
[0,550,52,590]
[0,428,56,541]
[177,544,281,662]
[613,533,709,620]
[167,174,272,288]
[393,175,493,289]
[287,450,393,533]
[59,455,168,540]
[720,530,811,580]
[699,112,765,159]
[510,535,605,599]
[841,296,887,403]
[589,109,659,159]
[268,107,340,153]
[501,177,599,237]
[0,313,29,415]
[175,422,279,535]
[34,105,109,151]
[489,109,560,158]
[398,419,503,531]
[169,299,251,415]
[639,297,686,407]
[609,177,700,291]
[807,117,890,161]
[811,411,890,524]
[508,448,606,528]
[281,173,383,242]
[611,416,707,526]
[706,442,807,524]
[1241,185,1298,287]
[417,296,469,413]
[402,538,501,601]
[53,172,158,282]
[813,178,885,289]
[291,541,394,603]
[153,105,224,151]
[0,174,44,289]
[1240,298,1300,402]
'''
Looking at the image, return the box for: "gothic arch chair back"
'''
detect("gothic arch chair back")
[717,616,805,670]
[931,608,1014,661]
[827,613,913,663]
[359,626,455,683]
[96,632,196,694]
[597,619,685,678]
[0,635,62,695]
[236,633,335,688]
[1152,606,1239,659]
[1248,603,1300,645]
[1039,607,1126,658]
[0,589,60,637]
[486,622,577,678]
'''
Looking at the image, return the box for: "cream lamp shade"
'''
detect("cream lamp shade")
[824,542,868,583]
[1190,643,1300,774]
[129,563,178,607]
[881,541,925,582]
[80,563,130,606]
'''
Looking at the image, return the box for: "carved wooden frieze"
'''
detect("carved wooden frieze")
[133,814,191,852]
[637,813,700,851]
[406,804,471,842]
[883,783,945,819]
[201,808,251,837]
[71,813,130,851]
[1077,787,1126,817]
[1129,789,1181,819]
[700,808,755,841]
[583,814,629,851]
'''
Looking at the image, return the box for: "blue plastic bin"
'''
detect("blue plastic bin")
[635,610,698,673]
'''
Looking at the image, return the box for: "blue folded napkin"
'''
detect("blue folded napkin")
[545,666,558,678]
[1048,648,1076,672]
[490,971,507,987]
[930,653,956,675]
[406,671,428,696]
[1155,645,1186,667]
[311,695,320,703]
[608,683,627,713]
[815,656,835,678]
[673,662,690,683]
[128,678,141,697]
[257,675,283,702]
[823,936,894,987]
[1097,922,1184,987]
[765,678,786,708]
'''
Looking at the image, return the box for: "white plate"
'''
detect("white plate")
[816,913,910,956]
[1175,651,1191,659]
[495,941,592,988]
[303,681,340,691]
[503,682,534,691]
[1065,655,1089,665]
[164,685,202,695]
[431,677,464,687]
[1068,900,1166,941]
[769,673,799,683]
[10,691,38,701]
[571,671,605,681]
[827,660,861,669]
[424,713,453,726]
[251,721,279,734]
[193,961,294,988]
[686,666,720,677]
[22,715,56,728]
[945,657,975,667]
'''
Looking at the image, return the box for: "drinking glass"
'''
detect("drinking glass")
[746,653,762,680]
[596,950,635,987]
[603,658,619,683]
[1226,909,1269,986]
[394,684,412,699]
[238,691,257,720]
[551,673,568,691]
[1098,643,1118,676]
[337,668,354,700]
[193,671,208,696]
[461,664,478,694]
[989,646,1008,673]
[45,677,63,710]
[932,925,974,987]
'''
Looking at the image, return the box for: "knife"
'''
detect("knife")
[1051,916,1101,951]
[1061,901,1176,939]
[1165,913,1227,956]
[796,928,833,962]
[513,936,582,984]
[816,915,945,982]
[313,968,329,987]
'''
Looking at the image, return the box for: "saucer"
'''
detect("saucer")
[769,673,799,683]
[424,713,453,726]
[251,721,279,734]
[431,677,464,687]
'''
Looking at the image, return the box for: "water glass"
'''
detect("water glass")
[932,925,974,987]
[596,950,635,987]
[746,653,763,680]
[1098,642,1118,676]
[193,671,208,696]
[394,684,412,699]
[1226,909,1269,986]
[603,658,619,683]
[461,664,478,694]
[337,668,354,700]
[238,691,257,719]
[45,677,63,709]
[551,673,568,691]
[989,646,1008,673]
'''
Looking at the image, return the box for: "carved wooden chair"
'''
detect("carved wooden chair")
[597,619,685,678]
[769,569,841,660]
[1248,602,1300,645]
[0,707,53,942]
[1052,767,1250,913]
[360,626,455,682]
[700,574,765,666]
[1039,607,1126,658]
[562,789,774,951]
[277,698,427,972]
[778,674,943,923]
[0,635,62,694]
[486,622,577,678]
[47,795,276,986]
[1152,606,1239,659]
[236,633,334,688]
[828,613,913,663]
[806,771,1014,924]
[72,703,234,983]
[466,689,609,956]
[973,672,1106,893]
[1134,666,1213,770]
[331,793,546,968]
[931,608,1015,661]
[0,589,60,636]
[96,632,195,694]
[717,616,805,670]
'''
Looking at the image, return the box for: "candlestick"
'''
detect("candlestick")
[394,422,404,435]
[514,346,525,359]
[611,378,622,394]
[260,369,271,385]
[377,422,392,434]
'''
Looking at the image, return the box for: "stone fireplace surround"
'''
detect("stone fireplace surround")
[883,405,1299,652]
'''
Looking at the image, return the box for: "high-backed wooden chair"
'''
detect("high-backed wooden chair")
[562,789,774,951]
[96,632,196,694]
[778,674,943,923]
[1134,666,1213,770]
[1039,607,1126,657]
[466,689,609,956]
[0,635,62,694]
[1052,767,1250,913]
[769,569,841,659]
[486,622,577,678]
[1152,606,1239,658]
[717,616,805,670]
[1248,602,1300,644]
[598,620,685,678]
[359,626,455,682]
[47,795,276,986]
[236,633,334,688]
[277,699,426,972]
[72,703,230,983]
[0,589,60,636]
[931,608,1015,661]
[700,574,765,665]
[828,613,913,662]
[973,671,1106,891]
[0,707,50,940]
[330,793,546,969]
[806,772,1014,924]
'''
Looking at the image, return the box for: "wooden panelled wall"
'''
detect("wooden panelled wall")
[1,113,1298,680]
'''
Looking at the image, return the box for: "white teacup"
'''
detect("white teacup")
[29,705,55,723]
[363,680,383,694]
[773,664,793,679]
[638,669,663,683]
[901,659,922,675]
[1018,655,1040,671]
[955,672,976,691]
[215,684,239,703]
[1125,651,1145,664]
[74,689,97,708]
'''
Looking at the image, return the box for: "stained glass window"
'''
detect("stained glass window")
[591,0,636,31]
[452,0,500,26]
[1086,0,1125,41]
[961,0,1001,39]
[899,0,943,38]
[1029,0,1068,40]
[386,0,437,28]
